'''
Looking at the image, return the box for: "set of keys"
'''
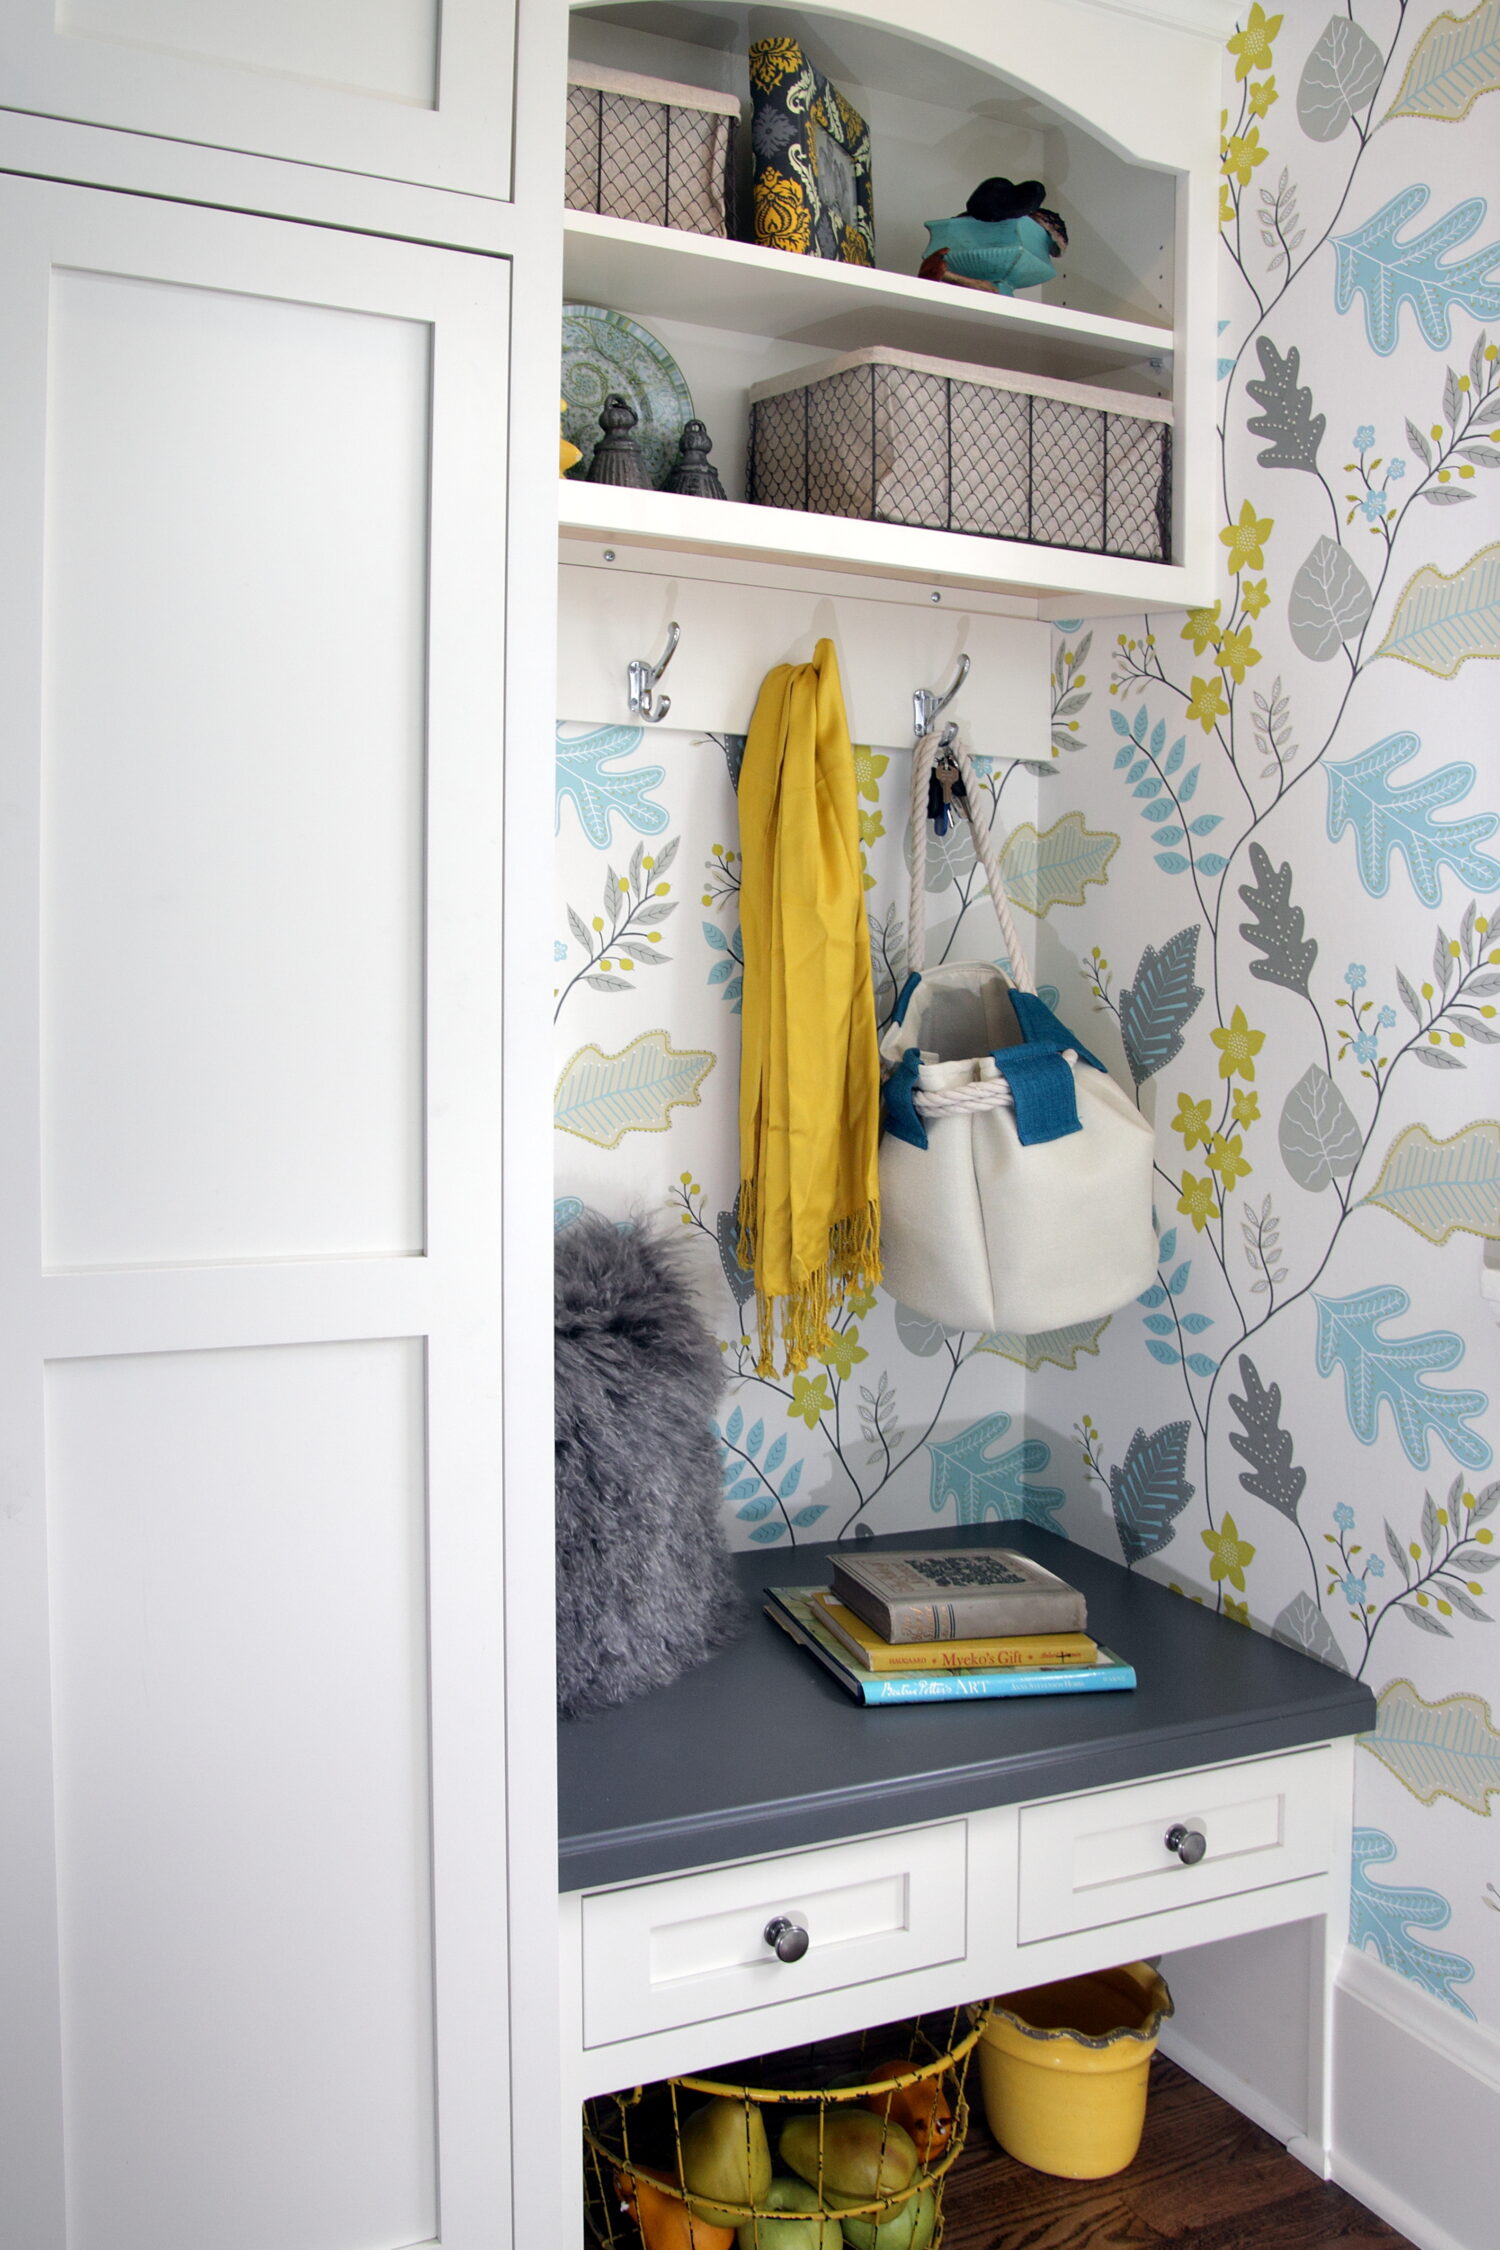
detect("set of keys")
[926,732,967,837]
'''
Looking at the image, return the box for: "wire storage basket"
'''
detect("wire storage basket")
[748,346,1173,564]
[566,61,739,238]
[583,2003,989,2247]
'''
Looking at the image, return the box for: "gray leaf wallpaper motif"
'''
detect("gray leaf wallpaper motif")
[555,2,1500,2030]
[1029,0,1500,2024]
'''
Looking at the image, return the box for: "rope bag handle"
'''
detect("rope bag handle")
[907,729,1030,988]
[889,735,1095,1136]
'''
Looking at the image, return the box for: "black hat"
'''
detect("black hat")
[963,177,1047,223]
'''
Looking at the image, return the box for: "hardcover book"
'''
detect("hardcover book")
[829,1547,1087,1643]
[765,1590,1132,1706]
[810,1590,1097,1675]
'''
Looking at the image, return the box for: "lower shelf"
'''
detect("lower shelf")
[558,478,1202,615]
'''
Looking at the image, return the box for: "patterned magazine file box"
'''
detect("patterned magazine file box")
[566,60,739,237]
[749,36,875,264]
[748,346,1173,563]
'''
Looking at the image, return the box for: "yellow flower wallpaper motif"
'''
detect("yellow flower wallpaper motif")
[1211,1006,1265,1081]
[1219,498,1273,571]
[1187,673,1231,730]
[852,745,889,801]
[1202,1515,1256,1591]
[818,1327,869,1380]
[1218,624,1261,682]
[1173,1092,1214,1147]
[1222,128,1268,187]
[788,1372,833,1428]
[1177,1171,1218,1232]
[1182,603,1223,654]
[1206,1132,1252,1189]
[1228,5,1282,80]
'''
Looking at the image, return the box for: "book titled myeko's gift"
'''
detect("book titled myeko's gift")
[830,1547,1087,1644]
[810,1591,1097,1675]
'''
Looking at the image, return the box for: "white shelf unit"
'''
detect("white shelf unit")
[559,477,1189,617]
[564,0,1232,619]
[563,211,1173,387]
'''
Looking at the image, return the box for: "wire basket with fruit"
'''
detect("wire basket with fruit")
[583,2004,989,2248]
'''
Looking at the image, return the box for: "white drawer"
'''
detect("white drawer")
[1017,1747,1332,1943]
[581,1822,968,2049]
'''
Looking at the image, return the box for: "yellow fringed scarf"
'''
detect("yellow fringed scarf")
[736,639,882,1376]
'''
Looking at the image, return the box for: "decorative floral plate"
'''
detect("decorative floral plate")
[561,306,694,488]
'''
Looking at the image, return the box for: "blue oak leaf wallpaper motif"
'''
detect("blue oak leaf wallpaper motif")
[1027,0,1499,2024]
[556,4,1499,2024]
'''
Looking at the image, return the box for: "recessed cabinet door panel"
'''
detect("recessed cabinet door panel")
[0,0,513,195]
[40,268,428,1271]
[0,175,513,2250]
[45,1342,436,2250]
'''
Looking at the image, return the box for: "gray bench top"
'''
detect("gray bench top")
[558,1521,1374,1891]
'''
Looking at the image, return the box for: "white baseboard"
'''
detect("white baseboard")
[1157,2022,1308,2157]
[1330,1948,1500,2250]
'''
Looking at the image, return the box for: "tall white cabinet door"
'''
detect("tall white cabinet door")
[0,0,513,196]
[0,174,514,2250]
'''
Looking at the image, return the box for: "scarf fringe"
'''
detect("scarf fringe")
[736,1182,882,1377]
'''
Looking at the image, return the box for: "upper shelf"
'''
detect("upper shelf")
[563,213,1173,388]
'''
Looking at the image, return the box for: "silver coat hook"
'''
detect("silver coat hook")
[913,652,970,741]
[627,621,680,726]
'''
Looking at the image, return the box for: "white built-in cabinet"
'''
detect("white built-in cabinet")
[0,0,515,194]
[0,6,1234,2247]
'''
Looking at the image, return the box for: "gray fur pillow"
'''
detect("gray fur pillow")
[555,1215,748,1719]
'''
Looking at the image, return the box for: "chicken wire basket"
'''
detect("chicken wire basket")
[566,61,739,238]
[749,346,1173,563]
[583,2004,989,2247]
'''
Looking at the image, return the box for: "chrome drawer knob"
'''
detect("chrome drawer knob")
[764,1916,810,1963]
[1165,1823,1207,1866]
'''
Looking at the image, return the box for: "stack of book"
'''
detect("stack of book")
[765,1547,1135,1705]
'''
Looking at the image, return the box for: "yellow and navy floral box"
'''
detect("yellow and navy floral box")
[749,36,875,266]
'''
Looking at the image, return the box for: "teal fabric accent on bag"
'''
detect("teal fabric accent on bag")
[882,1046,927,1150]
[1009,990,1107,1075]
[989,1041,1082,1144]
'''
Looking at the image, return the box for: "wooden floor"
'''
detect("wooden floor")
[940,2056,1417,2249]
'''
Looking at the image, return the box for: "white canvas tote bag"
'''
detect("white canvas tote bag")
[878,731,1156,1335]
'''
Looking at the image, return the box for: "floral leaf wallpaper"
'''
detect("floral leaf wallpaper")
[554,716,1040,1548]
[1025,0,1500,2028]
[554,1,1500,2037]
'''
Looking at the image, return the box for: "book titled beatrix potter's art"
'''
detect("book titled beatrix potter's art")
[749,36,874,266]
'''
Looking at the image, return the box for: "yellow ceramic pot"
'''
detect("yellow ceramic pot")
[977,1962,1173,2179]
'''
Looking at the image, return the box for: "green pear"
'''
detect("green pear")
[679,2096,773,2227]
[835,2182,936,2250]
[734,2173,843,2248]
[778,2110,918,2203]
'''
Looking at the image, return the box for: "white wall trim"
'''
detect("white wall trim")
[1158,2020,1306,2151]
[1340,1943,1500,2092]
[1331,1947,1500,2250]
